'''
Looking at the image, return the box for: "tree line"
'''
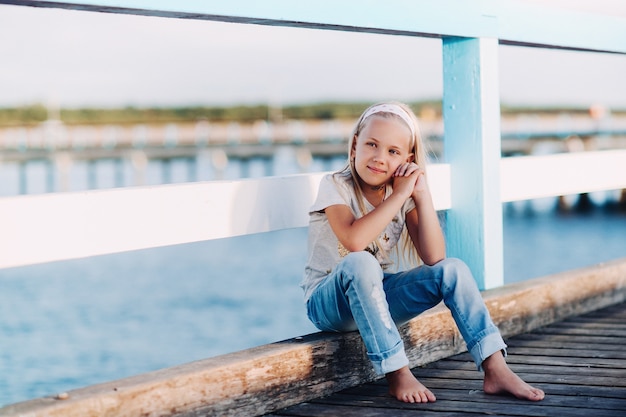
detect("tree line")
[0,101,610,127]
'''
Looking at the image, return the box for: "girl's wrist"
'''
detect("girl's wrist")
[412,188,433,207]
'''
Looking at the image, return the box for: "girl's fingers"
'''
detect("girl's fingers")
[395,163,421,177]
[395,163,407,176]
[409,164,420,175]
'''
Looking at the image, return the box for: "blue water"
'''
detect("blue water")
[1,159,625,406]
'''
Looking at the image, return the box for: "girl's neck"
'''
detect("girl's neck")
[361,182,387,207]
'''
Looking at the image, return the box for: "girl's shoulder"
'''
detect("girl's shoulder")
[310,171,355,213]
[326,171,356,197]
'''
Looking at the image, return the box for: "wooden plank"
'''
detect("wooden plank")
[485,346,626,360]
[0,166,451,270]
[510,333,624,348]
[4,1,626,53]
[3,0,498,39]
[3,149,625,271]
[300,391,624,417]
[437,355,626,379]
[2,152,625,271]
[494,1,626,54]
[530,326,626,338]
[500,150,626,203]
[271,402,471,417]
[505,338,625,352]
[549,317,626,327]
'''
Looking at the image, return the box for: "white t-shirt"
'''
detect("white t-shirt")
[301,171,416,302]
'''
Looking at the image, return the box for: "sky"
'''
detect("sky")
[0,1,625,110]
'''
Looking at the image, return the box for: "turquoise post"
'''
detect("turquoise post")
[442,36,503,290]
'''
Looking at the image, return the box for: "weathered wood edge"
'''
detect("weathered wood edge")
[2,258,625,417]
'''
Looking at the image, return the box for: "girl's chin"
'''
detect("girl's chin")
[357,170,390,187]
[364,180,389,190]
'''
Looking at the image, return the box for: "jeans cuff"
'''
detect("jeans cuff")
[369,346,409,375]
[469,330,508,371]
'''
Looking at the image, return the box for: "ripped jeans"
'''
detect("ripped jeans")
[306,252,506,375]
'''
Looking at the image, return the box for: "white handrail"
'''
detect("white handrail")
[0,165,450,270]
[11,0,626,53]
[2,151,625,271]
[500,149,626,202]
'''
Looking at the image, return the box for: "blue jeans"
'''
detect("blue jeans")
[306,252,506,375]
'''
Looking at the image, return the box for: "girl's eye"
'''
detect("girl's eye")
[366,142,376,148]
[389,149,400,155]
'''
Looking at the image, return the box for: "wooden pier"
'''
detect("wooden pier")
[269,301,626,417]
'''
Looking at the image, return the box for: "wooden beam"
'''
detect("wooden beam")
[2,149,625,271]
[2,0,625,53]
[0,166,451,270]
[3,149,626,271]
[500,149,626,202]
[3,258,625,417]
[0,0,498,39]
[442,36,504,290]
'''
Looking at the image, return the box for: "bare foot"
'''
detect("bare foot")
[386,366,437,403]
[482,352,545,401]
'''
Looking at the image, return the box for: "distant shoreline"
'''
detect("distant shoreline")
[1,101,623,128]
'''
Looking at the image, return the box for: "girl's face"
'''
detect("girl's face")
[351,116,414,189]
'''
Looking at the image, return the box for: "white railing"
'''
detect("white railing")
[1,0,625,291]
[2,150,625,270]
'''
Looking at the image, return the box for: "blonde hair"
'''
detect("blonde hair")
[337,101,427,268]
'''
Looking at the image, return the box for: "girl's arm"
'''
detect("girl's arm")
[326,180,415,252]
[406,171,446,265]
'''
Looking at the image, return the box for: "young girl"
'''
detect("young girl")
[302,102,545,403]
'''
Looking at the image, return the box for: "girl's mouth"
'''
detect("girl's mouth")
[367,165,387,175]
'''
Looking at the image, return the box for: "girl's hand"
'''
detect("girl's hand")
[394,163,430,203]
[392,162,419,198]
[412,166,428,194]
[394,162,420,178]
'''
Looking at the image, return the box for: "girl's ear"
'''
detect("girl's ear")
[406,153,415,163]
[350,134,358,157]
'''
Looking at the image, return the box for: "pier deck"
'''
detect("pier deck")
[269,301,626,417]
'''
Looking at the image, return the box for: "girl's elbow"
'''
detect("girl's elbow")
[424,256,445,266]
[343,241,368,253]
[422,250,446,266]
[338,235,370,253]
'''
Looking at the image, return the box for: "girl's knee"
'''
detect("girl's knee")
[340,251,383,287]
[343,251,381,272]
[435,258,476,289]
[439,257,471,275]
